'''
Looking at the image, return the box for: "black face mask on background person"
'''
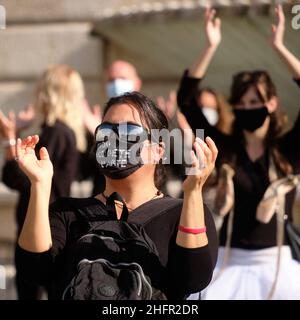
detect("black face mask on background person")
[233,106,269,132]
[96,138,144,179]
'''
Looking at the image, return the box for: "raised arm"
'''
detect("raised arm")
[177,136,218,249]
[189,8,221,78]
[271,4,300,79]
[168,137,218,297]
[17,135,54,252]
[177,8,227,141]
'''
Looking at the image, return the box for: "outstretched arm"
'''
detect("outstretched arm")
[271,4,300,79]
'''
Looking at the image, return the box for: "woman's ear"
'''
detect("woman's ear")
[153,142,165,164]
[266,96,278,113]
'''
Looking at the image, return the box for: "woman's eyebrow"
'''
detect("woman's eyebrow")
[121,121,142,126]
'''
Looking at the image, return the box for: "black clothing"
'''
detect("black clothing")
[15,195,218,300]
[2,120,79,300]
[2,121,79,232]
[178,71,300,249]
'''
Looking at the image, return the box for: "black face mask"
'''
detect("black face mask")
[96,138,143,179]
[234,106,269,132]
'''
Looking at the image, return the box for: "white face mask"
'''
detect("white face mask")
[202,107,219,126]
[106,79,135,98]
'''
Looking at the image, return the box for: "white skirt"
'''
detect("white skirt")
[188,246,300,300]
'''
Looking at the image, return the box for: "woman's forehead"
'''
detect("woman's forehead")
[103,103,146,126]
[241,86,260,100]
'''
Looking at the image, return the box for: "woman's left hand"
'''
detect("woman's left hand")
[182,136,218,193]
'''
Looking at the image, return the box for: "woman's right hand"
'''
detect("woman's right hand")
[16,135,53,185]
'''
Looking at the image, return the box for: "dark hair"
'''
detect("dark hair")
[229,70,292,175]
[103,91,169,188]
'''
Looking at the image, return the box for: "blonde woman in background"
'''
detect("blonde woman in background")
[0,64,86,300]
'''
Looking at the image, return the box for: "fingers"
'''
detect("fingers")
[28,135,39,149]
[19,135,39,153]
[15,138,22,160]
[18,104,35,119]
[21,135,32,149]
[204,7,210,21]
[205,7,216,23]
[196,137,213,164]
[39,147,50,161]
[208,8,216,21]
[190,150,198,168]
[16,135,40,163]
[191,137,218,170]
[205,136,218,162]
[275,4,285,25]
[194,138,206,168]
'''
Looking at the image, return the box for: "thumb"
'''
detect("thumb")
[39,147,50,161]
[272,25,277,33]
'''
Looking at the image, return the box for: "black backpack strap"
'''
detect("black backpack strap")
[105,192,129,221]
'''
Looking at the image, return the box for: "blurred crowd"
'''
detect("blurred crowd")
[0,5,300,300]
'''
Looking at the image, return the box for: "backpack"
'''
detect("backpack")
[62,194,181,300]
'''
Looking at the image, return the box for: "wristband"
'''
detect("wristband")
[178,225,207,234]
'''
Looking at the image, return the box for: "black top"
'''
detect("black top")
[15,195,218,300]
[178,71,300,249]
[2,121,79,232]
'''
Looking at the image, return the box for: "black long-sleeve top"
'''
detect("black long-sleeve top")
[15,196,218,300]
[178,71,300,249]
[2,120,79,232]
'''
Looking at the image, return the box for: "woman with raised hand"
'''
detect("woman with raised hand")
[178,5,300,299]
[15,91,218,300]
[0,64,86,299]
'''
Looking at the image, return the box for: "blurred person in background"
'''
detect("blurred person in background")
[105,60,142,99]
[80,59,142,134]
[0,64,86,300]
[156,91,194,197]
[83,60,143,196]
[178,5,300,299]
[172,11,234,221]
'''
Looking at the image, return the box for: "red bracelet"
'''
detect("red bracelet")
[178,225,207,234]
